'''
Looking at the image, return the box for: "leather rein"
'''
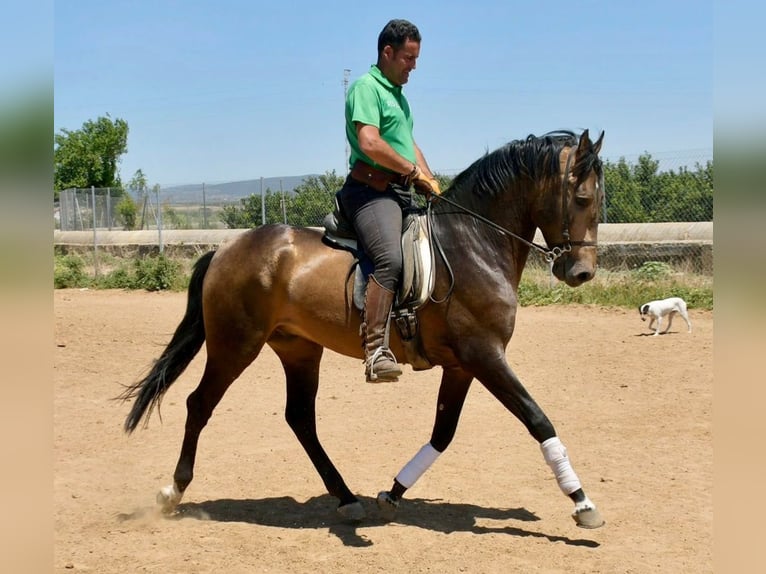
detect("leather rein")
[428,145,595,264]
[423,146,597,303]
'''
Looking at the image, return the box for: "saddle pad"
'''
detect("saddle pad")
[323,211,434,312]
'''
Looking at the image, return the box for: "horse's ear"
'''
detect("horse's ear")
[593,131,605,155]
[576,129,591,156]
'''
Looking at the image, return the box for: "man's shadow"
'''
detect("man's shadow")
[118,494,600,548]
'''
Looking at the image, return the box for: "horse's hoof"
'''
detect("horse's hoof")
[156,484,182,514]
[337,501,366,522]
[376,491,399,522]
[572,506,605,529]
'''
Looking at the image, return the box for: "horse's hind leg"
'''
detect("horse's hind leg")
[271,336,364,522]
[158,347,261,513]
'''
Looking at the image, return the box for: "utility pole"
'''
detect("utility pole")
[260,176,265,226]
[343,68,351,175]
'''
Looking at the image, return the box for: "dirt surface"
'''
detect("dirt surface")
[54,289,712,573]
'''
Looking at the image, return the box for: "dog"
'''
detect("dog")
[639,297,692,336]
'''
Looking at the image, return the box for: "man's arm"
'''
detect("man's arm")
[356,123,417,176]
[413,142,434,179]
[356,123,440,195]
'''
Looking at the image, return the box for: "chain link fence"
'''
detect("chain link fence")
[55,187,231,232]
[54,150,713,275]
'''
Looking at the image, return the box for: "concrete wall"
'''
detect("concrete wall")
[54,222,714,273]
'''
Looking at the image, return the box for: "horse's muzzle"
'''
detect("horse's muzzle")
[554,257,596,287]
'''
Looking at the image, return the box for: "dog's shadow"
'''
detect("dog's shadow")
[635,331,680,337]
[117,494,599,548]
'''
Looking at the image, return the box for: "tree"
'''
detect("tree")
[128,168,148,199]
[54,114,129,194]
[603,158,648,223]
[288,171,345,227]
[602,154,713,223]
[220,171,346,229]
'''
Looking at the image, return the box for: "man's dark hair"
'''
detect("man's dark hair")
[377,19,421,56]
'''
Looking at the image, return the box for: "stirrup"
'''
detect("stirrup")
[365,347,402,382]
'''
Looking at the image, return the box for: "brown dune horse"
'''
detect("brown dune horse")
[120,129,606,528]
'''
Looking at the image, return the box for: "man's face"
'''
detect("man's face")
[381,39,420,86]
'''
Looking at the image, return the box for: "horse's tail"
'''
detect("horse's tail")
[118,250,216,434]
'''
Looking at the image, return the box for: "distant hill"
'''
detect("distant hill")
[161,175,319,204]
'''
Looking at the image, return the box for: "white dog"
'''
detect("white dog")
[639,297,692,336]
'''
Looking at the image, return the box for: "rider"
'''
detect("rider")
[338,19,441,383]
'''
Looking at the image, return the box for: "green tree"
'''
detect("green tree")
[288,171,344,226]
[220,171,346,229]
[54,114,129,196]
[602,154,713,223]
[603,158,648,223]
[220,191,274,228]
[128,168,148,198]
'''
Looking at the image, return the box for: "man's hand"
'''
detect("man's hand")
[410,165,441,196]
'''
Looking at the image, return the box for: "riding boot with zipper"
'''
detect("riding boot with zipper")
[362,277,402,382]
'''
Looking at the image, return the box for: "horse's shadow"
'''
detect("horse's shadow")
[119,494,599,548]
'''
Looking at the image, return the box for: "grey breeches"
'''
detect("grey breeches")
[337,178,409,292]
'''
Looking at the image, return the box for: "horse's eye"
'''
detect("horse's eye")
[575,195,591,207]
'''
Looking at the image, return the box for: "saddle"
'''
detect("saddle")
[322,193,435,370]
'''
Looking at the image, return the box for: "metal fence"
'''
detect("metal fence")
[55,151,713,232]
[55,187,230,232]
[54,150,713,274]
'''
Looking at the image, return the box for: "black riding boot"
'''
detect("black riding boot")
[362,277,402,382]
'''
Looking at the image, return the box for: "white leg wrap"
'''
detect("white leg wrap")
[540,437,582,495]
[395,443,441,489]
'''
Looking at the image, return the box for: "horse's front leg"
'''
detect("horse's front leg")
[475,356,605,528]
[377,367,473,520]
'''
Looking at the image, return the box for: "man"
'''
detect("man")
[338,19,440,383]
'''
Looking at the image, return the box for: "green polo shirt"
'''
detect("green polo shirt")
[346,65,416,172]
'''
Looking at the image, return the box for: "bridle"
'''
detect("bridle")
[429,145,598,265]
[425,145,601,303]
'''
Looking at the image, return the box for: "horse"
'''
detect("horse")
[119,129,606,529]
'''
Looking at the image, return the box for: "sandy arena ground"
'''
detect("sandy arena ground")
[54,289,712,573]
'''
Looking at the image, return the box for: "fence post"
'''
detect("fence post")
[107,187,112,230]
[60,190,68,231]
[156,185,164,253]
[91,186,99,277]
[202,182,208,229]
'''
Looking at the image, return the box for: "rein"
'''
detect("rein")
[429,145,589,265]
[424,146,598,300]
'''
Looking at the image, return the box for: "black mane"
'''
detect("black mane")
[446,130,598,201]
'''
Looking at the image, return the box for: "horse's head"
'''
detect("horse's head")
[537,129,605,287]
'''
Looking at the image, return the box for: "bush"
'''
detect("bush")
[634,261,673,281]
[116,195,138,230]
[54,254,88,288]
[94,266,134,289]
[132,255,184,291]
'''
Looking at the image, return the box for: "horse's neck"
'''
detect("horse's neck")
[432,192,534,283]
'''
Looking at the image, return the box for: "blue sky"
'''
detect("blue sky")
[53,0,713,187]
